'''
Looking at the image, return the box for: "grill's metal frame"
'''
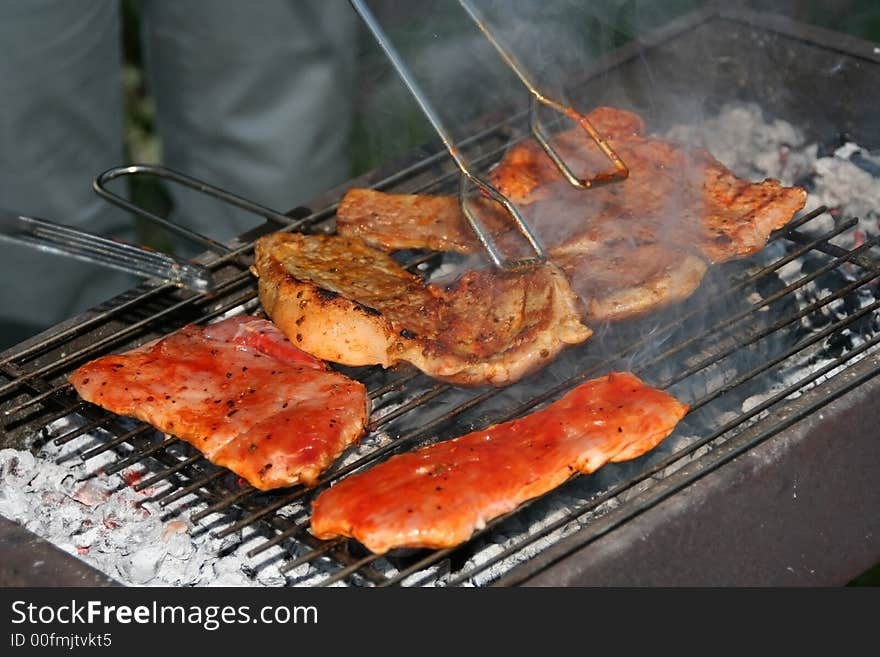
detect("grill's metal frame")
[2,7,879,587]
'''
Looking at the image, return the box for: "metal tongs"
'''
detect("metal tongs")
[0,208,215,293]
[458,0,629,189]
[350,0,628,269]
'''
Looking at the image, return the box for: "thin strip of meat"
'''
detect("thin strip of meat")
[310,371,688,554]
[337,189,479,255]
[68,315,369,491]
[252,232,591,387]
[334,106,807,322]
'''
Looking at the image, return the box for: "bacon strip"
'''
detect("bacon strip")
[310,372,687,553]
[69,315,369,490]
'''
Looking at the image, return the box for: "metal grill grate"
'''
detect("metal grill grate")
[2,8,880,587]
[3,162,878,586]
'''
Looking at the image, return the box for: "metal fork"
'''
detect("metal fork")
[0,208,215,293]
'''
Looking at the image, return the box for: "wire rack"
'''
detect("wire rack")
[2,105,878,584]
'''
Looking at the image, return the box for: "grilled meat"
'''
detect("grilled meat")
[251,232,591,387]
[68,315,369,491]
[554,244,708,322]
[337,189,480,255]
[488,106,647,206]
[334,106,807,321]
[310,371,688,553]
[506,128,807,264]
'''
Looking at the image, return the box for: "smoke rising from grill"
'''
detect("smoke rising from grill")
[353,1,695,172]
[2,99,878,586]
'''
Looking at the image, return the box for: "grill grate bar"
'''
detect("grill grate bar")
[50,412,109,445]
[26,404,88,435]
[247,519,310,558]
[79,424,156,461]
[132,454,204,492]
[771,205,829,234]
[6,385,86,418]
[366,369,422,399]
[665,264,880,391]
[212,490,307,539]
[103,436,178,475]
[366,384,450,432]
[189,486,256,523]
[156,470,226,507]
[686,297,880,413]
[317,552,385,587]
[646,234,879,386]
[278,538,343,575]
[52,408,143,449]
[787,228,880,272]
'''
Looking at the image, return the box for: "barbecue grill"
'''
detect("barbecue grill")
[1,6,878,587]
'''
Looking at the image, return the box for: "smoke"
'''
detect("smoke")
[352,1,705,174]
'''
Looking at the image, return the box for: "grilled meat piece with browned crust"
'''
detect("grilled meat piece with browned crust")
[337,189,481,255]
[553,244,708,323]
[251,232,591,387]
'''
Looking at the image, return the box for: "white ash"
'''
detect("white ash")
[0,418,298,587]
[669,102,879,438]
[811,143,880,224]
[667,103,811,183]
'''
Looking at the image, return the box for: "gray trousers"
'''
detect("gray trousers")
[0,0,356,346]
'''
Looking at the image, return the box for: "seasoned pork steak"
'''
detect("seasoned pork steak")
[252,232,591,387]
[69,316,369,490]
[311,371,688,553]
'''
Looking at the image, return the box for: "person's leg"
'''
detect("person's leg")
[140,0,357,245]
[0,0,136,348]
